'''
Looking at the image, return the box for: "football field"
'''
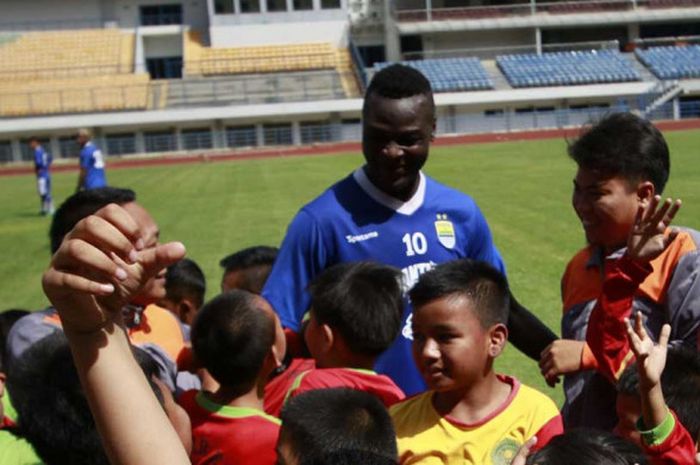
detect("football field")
[2,129,700,404]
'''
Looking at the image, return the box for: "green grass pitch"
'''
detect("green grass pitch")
[2,129,700,405]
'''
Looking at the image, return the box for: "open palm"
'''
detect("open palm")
[626,196,681,263]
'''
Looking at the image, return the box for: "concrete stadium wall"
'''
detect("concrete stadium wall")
[209,20,349,47]
[0,0,104,27]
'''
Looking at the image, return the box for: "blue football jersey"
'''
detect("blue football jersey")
[34,146,51,178]
[80,142,107,189]
[263,168,505,395]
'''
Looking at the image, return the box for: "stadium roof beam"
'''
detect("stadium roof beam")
[397,7,700,32]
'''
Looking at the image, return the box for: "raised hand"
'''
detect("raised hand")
[42,203,185,334]
[625,312,670,389]
[626,196,681,263]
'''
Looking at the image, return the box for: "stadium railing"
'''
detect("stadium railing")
[394,0,700,21]
[1,99,694,163]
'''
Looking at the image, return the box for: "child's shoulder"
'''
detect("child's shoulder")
[389,391,433,419]
[505,377,560,419]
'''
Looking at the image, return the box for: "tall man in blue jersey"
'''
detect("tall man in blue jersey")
[262,64,557,395]
[76,128,107,192]
[30,137,54,216]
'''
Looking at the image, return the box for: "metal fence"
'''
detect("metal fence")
[4,99,696,163]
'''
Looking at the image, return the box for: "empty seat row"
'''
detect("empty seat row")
[635,45,700,79]
[497,50,640,87]
[374,57,494,92]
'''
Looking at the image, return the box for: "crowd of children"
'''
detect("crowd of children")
[1,63,700,465]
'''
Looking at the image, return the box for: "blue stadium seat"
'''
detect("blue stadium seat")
[635,45,700,80]
[373,57,494,92]
[496,49,641,88]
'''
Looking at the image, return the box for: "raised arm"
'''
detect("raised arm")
[42,204,189,465]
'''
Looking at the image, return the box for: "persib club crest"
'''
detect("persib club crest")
[434,214,455,249]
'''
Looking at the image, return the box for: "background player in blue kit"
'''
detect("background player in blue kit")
[262,64,557,395]
[30,137,54,216]
[76,128,107,192]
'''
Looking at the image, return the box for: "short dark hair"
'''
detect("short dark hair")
[191,290,275,393]
[409,259,509,328]
[365,64,433,101]
[526,428,647,465]
[617,346,700,439]
[6,333,163,465]
[308,261,403,357]
[165,258,206,309]
[219,246,278,293]
[0,309,30,373]
[50,187,136,253]
[300,449,398,465]
[568,112,670,194]
[280,388,397,464]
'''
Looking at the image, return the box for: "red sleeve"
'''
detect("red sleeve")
[644,411,697,465]
[531,414,564,450]
[585,255,652,383]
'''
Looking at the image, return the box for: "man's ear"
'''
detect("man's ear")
[487,323,508,358]
[636,181,655,206]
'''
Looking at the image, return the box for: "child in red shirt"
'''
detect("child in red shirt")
[180,290,287,465]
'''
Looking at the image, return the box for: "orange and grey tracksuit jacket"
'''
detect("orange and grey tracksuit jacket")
[560,228,700,430]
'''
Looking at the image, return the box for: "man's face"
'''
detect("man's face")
[572,168,643,252]
[122,202,165,306]
[362,93,434,200]
[76,134,88,146]
[412,295,494,391]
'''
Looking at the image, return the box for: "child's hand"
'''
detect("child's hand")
[539,339,584,386]
[42,203,185,334]
[625,312,670,390]
[626,196,681,263]
[510,436,537,465]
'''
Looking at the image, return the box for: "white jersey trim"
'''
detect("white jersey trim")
[353,167,426,216]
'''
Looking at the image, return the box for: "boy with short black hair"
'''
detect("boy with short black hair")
[220,245,278,294]
[277,388,398,465]
[539,112,700,430]
[276,261,405,413]
[160,257,206,328]
[391,259,562,465]
[180,290,286,465]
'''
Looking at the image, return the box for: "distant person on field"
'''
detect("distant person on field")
[179,290,286,465]
[220,246,278,294]
[76,128,106,192]
[277,388,398,465]
[390,259,563,464]
[538,112,700,430]
[30,137,54,216]
[272,261,404,417]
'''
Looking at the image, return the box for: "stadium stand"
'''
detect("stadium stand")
[374,58,494,92]
[0,28,148,116]
[635,45,700,79]
[496,50,641,88]
[0,74,150,117]
[182,30,361,98]
[0,29,134,80]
